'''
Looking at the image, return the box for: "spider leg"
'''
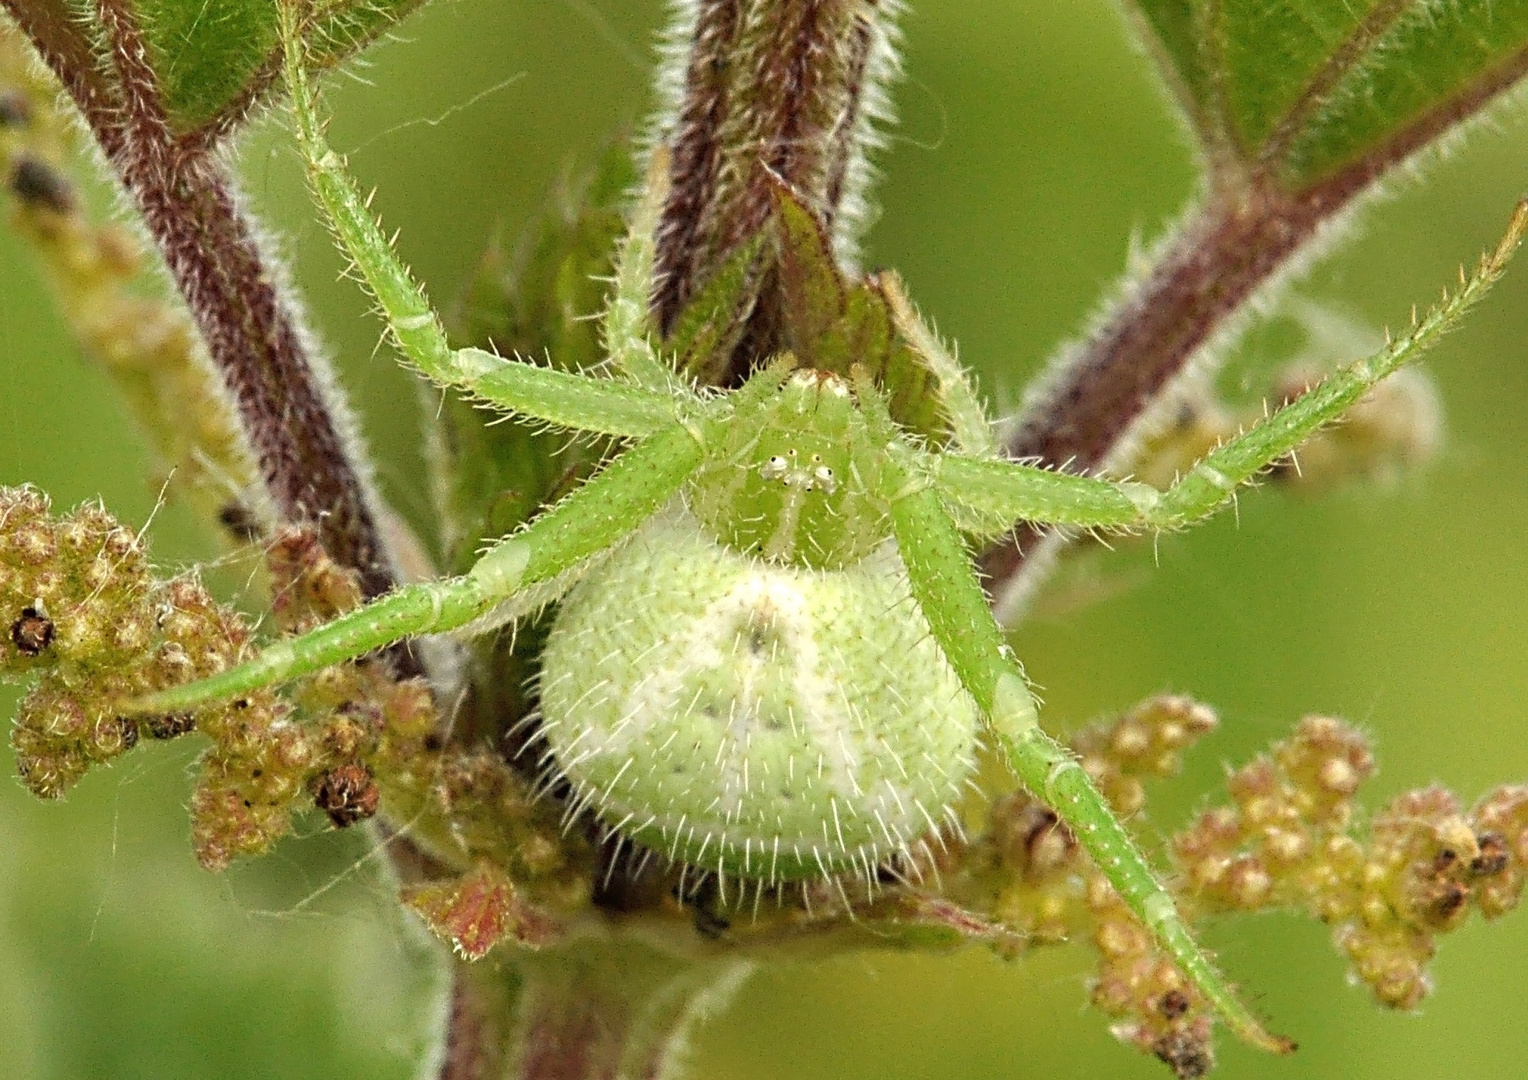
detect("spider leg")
[880,271,995,457]
[279,4,687,436]
[934,452,1153,535]
[932,199,1528,535]
[1142,201,1524,530]
[885,456,1292,1055]
[125,424,706,714]
[605,147,679,394]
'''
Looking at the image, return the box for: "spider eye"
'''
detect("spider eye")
[761,456,790,481]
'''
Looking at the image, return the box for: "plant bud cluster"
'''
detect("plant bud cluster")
[980,696,1223,1076]
[1,486,272,805]
[0,493,587,922]
[1090,877,1215,1078]
[1072,695,1220,817]
[1173,715,1528,1011]
[188,527,444,868]
[254,529,588,941]
[977,704,1528,1075]
[1173,714,1375,916]
[189,527,433,867]
[4,493,421,870]
[987,696,1220,944]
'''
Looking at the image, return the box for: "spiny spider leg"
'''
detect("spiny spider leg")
[126,422,707,714]
[880,271,996,458]
[935,198,1528,535]
[460,354,687,440]
[885,452,1291,1055]
[605,148,679,393]
[875,204,1524,1050]
[280,1,681,424]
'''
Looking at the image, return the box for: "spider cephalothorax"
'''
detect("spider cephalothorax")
[688,367,893,568]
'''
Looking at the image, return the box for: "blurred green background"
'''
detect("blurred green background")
[5,1,1528,1077]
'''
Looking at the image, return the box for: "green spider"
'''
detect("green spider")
[128,6,1527,1058]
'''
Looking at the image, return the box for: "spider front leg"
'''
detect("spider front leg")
[881,204,1526,1054]
[884,464,1291,1053]
[279,1,681,427]
[127,422,708,714]
[122,6,725,714]
[937,198,1528,541]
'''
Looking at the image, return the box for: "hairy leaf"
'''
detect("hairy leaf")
[1128,0,1528,186]
[769,182,943,440]
[2,0,425,139]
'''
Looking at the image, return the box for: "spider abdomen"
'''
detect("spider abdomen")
[538,505,980,884]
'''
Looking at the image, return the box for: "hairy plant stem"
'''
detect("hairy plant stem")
[439,945,752,1080]
[652,0,897,384]
[980,40,1528,620]
[3,0,401,599]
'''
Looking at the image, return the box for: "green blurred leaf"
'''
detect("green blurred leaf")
[141,0,428,135]
[441,149,632,571]
[432,150,632,743]
[1127,0,1528,187]
[3,0,426,139]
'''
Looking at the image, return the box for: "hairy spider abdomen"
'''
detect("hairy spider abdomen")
[538,504,979,884]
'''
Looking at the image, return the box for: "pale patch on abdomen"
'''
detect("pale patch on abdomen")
[539,504,980,884]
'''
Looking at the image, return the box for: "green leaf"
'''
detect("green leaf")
[132,0,280,133]
[1126,0,1528,187]
[665,234,765,381]
[147,0,428,135]
[4,0,426,140]
[772,180,849,354]
[767,182,944,441]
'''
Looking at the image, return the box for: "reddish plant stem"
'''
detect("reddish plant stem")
[651,0,884,383]
[516,994,627,1080]
[40,0,401,599]
[437,950,749,1080]
[980,43,1528,609]
[652,0,743,335]
[439,969,509,1080]
[440,961,638,1080]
